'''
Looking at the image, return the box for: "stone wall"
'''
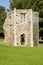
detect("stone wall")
[3,8,39,46]
[33,12,39,46]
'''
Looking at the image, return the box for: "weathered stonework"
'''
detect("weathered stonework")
[3,8,39,47]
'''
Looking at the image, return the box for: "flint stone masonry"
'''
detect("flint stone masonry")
[3,8,39,47]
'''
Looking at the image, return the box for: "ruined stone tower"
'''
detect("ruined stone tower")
[3,8,39,47]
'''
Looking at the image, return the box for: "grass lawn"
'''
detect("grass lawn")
[0,38,4,42]
[0,44,43,65]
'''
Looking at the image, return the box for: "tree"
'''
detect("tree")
[10,0,43,18]
[0,6,6,38]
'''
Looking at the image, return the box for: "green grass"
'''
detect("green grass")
[0,44,43,65]
[0,38,4,42]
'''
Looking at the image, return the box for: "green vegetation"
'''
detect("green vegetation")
[39,44,43,47]
[10,0,43,11]
[0,44,43,65]
[0,6,6,38]
[0,38,4,42]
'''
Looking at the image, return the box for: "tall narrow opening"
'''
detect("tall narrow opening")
[20,34,25,45]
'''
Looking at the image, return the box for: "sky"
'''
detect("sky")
[0,0,10,9]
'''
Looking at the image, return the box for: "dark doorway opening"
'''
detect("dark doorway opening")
[21,34,25,45]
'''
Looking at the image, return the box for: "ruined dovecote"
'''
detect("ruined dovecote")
[3,8,39,47]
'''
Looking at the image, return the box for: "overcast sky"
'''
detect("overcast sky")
[0,0,10,9]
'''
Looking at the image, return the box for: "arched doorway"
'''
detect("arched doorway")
[20,34,25,45]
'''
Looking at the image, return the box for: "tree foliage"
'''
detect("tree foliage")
[0,6,6,38]
[10,0,43,12]
[10,0,43,17]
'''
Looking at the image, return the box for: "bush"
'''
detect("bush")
[39,17,43,23]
